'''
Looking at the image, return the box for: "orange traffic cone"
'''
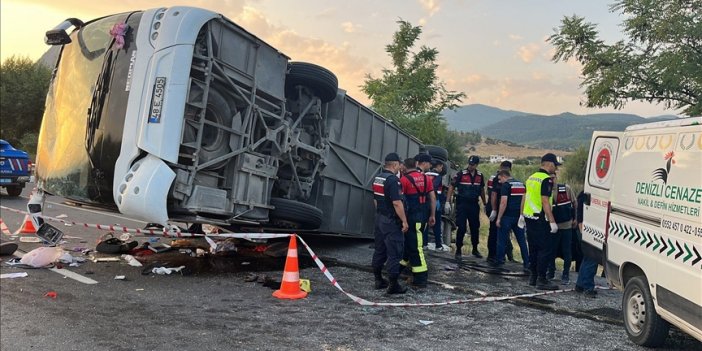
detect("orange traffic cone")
[273,235,308,300]
[0,218,11,236]
[14,215,38,235]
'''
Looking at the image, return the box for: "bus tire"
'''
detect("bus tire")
[269,197,323,229]
[286,62,338,103]
[622,276,670,347]
[424,145,448,162]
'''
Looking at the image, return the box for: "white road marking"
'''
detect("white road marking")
[13,251,99,285]
[14,195,145,225]
[46,200,147,225]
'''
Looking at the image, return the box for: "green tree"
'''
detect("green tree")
[0,55,51,149]
[548,0,701,116]
[362,20,466,161]
[562,145,589,193]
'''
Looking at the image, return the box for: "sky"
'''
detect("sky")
[0,0,680,117]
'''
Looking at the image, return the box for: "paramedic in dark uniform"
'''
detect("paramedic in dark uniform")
[494,170,529,271]
[425,160,446,251]
[371,152,409,294]
[486,161,514,263]
[400,153,436,288]
[446,155,486,260]
[519,153,560,290]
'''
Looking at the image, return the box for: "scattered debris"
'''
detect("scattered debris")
[122,254,143,267]
[21,247,63,268]
[241,261,250,265]
[19,237,41,243]
[0,242,18,256]
[56,214,68,219]
[135,288,144,291]
[119,233,132,241]
[93,257,120,263]
[213,238,237,256]
[1,272,28,279]
[58,252,86,265]
[151,266,185,275]
[419,320,434,326]
[44,291,57,299]
[299,279,311,293]
[148,243,171,253]
[114,275,126,280]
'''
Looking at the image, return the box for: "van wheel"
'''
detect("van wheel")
[5,186,22,197]
[286,62,338,103]
[269,198,323,229]
[622,276,670,347]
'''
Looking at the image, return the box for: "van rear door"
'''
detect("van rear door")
[582,131,622,261]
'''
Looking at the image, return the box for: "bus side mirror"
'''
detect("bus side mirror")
[45,18,84,45]
[583,192,591,206]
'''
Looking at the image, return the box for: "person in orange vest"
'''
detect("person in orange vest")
[399,153,436,288]
[446,155,486,260]
[371,152,409,294]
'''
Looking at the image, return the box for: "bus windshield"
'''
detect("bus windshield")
[36,13,133,203]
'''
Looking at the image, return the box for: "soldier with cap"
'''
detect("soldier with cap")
[446,155,487,260]
[371,152,409,294]
[519,153,561,290]
[399,153,436,288]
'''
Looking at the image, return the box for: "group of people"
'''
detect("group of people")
[372,151,597,296]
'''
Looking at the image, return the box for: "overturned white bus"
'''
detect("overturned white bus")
[35,7,435,237]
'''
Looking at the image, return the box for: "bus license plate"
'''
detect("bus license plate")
[148,77,166,123]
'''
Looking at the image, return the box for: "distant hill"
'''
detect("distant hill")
[479,112,678,150]
[443,104,680,150]
[443,104,526,131]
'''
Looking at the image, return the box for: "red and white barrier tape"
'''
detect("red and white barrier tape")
[0,218,12,235]
[0,205,287,239]
[1,205,588,307]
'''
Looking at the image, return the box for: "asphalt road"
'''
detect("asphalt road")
[1,186,700,351]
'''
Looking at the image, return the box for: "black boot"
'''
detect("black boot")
[472,246,483,258]
[536,277,559,290]
[374,269,388,290]
[387,276,407,294]
[412,271,428,288]
[528,273,537,286]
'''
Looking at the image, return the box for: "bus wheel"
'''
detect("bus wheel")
[622,276,670,347]
[285,62,338,103]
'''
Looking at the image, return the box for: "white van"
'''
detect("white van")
[582,117,702,347]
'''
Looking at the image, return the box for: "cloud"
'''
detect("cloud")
[517,43,541,63]
[418,18,427,26]
[232,7,372,102]
[508,34,523,41]
[418,0,441,17]
[341,21,360,33]
[314,7,336,19]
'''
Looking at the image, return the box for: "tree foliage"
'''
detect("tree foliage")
[548,0,701,116]
[362,20,467,161]
[0,55,51,151]
[562,145,589,193]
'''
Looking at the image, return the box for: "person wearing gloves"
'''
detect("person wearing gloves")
[519,153,560,290]
[446,155,487,261]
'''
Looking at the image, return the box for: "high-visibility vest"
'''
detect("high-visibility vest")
[523,171,552,218]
